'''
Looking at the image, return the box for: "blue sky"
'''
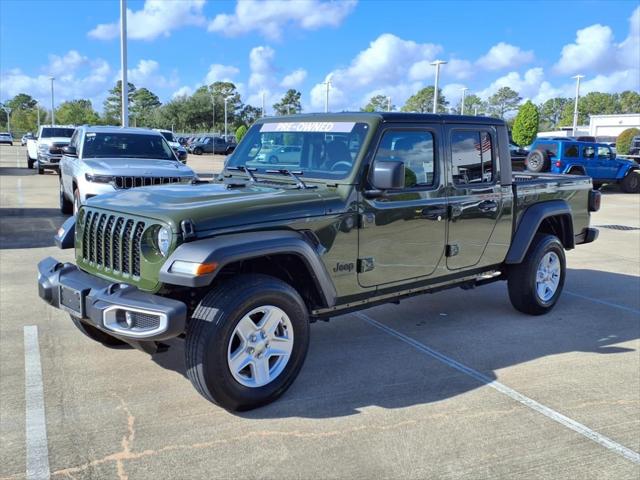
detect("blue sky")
[1,0,638,113]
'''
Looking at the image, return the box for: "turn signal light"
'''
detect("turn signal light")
[169,260,218,276]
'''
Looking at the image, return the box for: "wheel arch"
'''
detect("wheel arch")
[159,230,337,309]
[505,200,574,264]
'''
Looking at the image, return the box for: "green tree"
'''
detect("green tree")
[209,81,243,129]
[131,87,161,127]
[239,105,261,127]
[487,87,521,119]
[235,125,248,142]
[1,94,46,133]
[512,101,539,147]
[539,98,570,130]
[6,93,37,111]
[401,86,448,113]
[273,89,302,115]
[616,128,640,155]
[361,94,393,112]
[617,91,640,114]
[56,99,100,125]
[454,94,484,115]
[103,81,136,125]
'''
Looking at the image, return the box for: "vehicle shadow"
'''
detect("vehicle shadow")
[0,208,69,249]
[0,167,36,176]
[148,268,639,419]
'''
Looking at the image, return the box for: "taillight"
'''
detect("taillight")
[555,161,562,168]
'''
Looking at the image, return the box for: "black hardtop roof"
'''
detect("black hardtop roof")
[257,111,505,126]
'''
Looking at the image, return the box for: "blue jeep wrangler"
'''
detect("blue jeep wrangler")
[526,138,640,193]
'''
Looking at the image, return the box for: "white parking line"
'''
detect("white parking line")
[24,326,50,480]
[565,290,640,316]
[354,312,640,465]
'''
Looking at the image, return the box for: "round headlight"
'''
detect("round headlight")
[157,227,171,256]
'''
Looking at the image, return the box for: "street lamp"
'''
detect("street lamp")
[572,74,584,136]
[223,96,229,138]
[49,76,55,125]
[120,0,129,127]
[460,87,468,115]
[430,60,447,113]
[2,106,11,133]
[387,96,391,112]
[322,75,332,113]
[261,91,266,117]
[209,93,216,133]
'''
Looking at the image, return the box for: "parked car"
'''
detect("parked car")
[39,112,600,411]
[255,145,302,164]
[629,135,640,156]
[509,143,529,171]
[526,138,639,192]
[59,126,196,215]
[26,125,76,174]
[21,133,35,146]
[155,129,188,163]
[0,132,13,145]
[188,136,237,155]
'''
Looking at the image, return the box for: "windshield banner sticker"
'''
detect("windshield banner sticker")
[260,122,355,133]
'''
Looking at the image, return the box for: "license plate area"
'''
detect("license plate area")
[60,285,87,317]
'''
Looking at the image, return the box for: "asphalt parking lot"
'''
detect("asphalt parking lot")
[1,143,638,479]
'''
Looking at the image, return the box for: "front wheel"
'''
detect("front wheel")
[185,274,310,411]
[621,170,640,193]
[507,234,566,315]
[37,162,44,175]
[193,147,203,155]
[27,155,35,169]
[59,179,73,214]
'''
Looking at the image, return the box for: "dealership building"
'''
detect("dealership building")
[538,113,640,141]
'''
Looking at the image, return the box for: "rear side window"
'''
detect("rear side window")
[374,130,436,187]
[451,131,493,185]
[564,144,579,158]
[583,146,595,159]
[597,146,610,158]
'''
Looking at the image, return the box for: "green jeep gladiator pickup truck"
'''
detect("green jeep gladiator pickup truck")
[38,113,600,411]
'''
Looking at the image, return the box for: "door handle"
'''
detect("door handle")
[478,200,498,212]
[421,206,447,221]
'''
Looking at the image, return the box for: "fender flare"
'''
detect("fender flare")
[505,200,574,264]
[565,164,586,175]
[159,230,337,307]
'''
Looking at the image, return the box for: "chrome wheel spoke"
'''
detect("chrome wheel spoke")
[229,350,252,375]
[251,358,271,385]
[536,252,561,302]
[267,337,293,358]
[235,316,257,342]
[260,307,283,337]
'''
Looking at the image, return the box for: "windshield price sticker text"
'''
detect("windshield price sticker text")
[260,122,355,133]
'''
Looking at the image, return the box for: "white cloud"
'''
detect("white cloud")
[172,86,193,99]
[208,0,357,40]
[281,69,307,89]
[204,64,240,84]
[121,59,179,90]
[476,42,534,70]
[47,50,88,75]
[476,67,545,100]
[441,83,468,108]
[447,59,474,80]
[88,0,206,41]
[553,24,615,75]
[248,46,276,90]
[309,33,442,111]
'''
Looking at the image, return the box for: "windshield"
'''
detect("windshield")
[41,127,75,138]
[227,121,370,180]
[82,132,177,160]
[160,131,175,142]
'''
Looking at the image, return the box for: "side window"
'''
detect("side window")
[451,130,493,185]
[583,146,595,159]
[564,144,579,158]
[597,146,610,159]
[68,130,79,149]
[373,130,436,188]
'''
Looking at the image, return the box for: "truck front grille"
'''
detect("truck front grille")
[114,176,184,189]
[81,210,146,277]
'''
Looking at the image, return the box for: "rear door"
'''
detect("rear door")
[445,126,503,270]
[357,123,447,287]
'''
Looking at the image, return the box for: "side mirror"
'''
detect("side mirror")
[370,160,405,190]
[62,145,77,157]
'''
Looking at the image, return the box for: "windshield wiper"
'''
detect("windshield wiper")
[265,169,314,189]
[226,166,259,183]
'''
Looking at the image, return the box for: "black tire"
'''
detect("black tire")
[525,150,549,173]
[507,234,566,315]
[73,188,81,216]
[71,317,128,347]
[185,274,310,411]
[621,170,640,193]
[37,162,44,175]
[268,155,279,164]
[59,179,73,214]
[193,147,203,155]
[27,156,35,169]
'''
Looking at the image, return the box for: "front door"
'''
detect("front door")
[445,127,503,270]
[358,125,447,288]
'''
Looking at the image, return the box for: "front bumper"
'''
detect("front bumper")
[38,257,187,340]
[37,154,62,168]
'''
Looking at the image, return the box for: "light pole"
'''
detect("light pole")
[209,93,215,133]
[460,87,468,115]
[223,96,229,138]
[430,60,447,113]
[49,77,55,125]
[2,107,11,133]
[571,74,584,136]
[120,0,129,127]
[387,96,391,112]
[322,75,332,113]
[261,91,266,117]
[474,106,478,116]
[35,101,40,129]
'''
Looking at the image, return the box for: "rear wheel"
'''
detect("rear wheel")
[508,234,566,315]
[59,179,73,214]
[71,317,128,347]
[525,150,549,173]
[193,147,203,155]
[185,274,310,411]
[621,170,640,193]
